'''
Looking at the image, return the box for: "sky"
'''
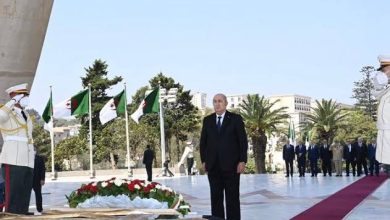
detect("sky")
[30,0,390,113]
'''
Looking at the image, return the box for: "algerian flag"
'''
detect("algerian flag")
[131,88,159,124]
[99,90,126,125]
[42,91,53,132]
[53,89,89,118]
[288,121,296,146]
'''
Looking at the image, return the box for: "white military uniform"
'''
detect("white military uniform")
[376,86,390,164]
[0,83,35,214]
[375,55,390,165]
[0,104,35,168]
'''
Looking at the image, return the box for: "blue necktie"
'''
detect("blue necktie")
[217,116,222,132]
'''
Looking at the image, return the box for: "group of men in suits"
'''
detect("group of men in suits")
[282,137,380,177]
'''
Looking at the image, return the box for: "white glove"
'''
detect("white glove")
[5,94,25,108]
[12,94,25,103]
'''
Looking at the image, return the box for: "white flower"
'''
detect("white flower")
[114,178,124,187]
[92,182,98,187]
[155,184,161,189]
[135,184,141,190]
[101,182,108,188]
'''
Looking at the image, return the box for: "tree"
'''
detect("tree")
[55,136,87,171]
[352,66,377,120]
[335,109,377,142]
[95,119,126,169]
[129,72,200,163]
[239,94,289,173]
[302,99,348,144]
[79,59,123,165]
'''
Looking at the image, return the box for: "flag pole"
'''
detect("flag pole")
[159,82,166,169]
[124,83,132,177]
[49,86,56,180]
[88,83,95,179]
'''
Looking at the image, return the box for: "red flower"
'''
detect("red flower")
[128,183,135,192]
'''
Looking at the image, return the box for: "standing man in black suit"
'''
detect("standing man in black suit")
[308,140,319,177]
[32,153,45,214]
[200,93,248,220]
[295,140,307,177]
[143,145,154,182]
[343,139,356,176]
[283,140,295,177]
[320,139,332,176]
[355,137,368,176]
[368,138,380,176]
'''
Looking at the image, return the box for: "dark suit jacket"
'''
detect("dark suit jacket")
[308,145,319,161]
[295,144,307,161]
[367,144,377,160]
[143,149,154,165]
[33,154,46,187]
[343,144,356,161]
[320,144,332,161]
[200,111,248,172]
[354,142,368,161]
[283,144,295,161]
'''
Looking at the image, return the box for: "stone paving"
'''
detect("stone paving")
[28,173,390,219]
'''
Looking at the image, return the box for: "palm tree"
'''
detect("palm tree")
[302,99,348,144]
[239,94,289,173]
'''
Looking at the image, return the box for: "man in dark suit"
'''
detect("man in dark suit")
[308,141,319,177]
[283,140,295,177]
[320,139,332,176]
[32,153,45,214]
[368,138,380,176]
[355,137,368,176]
[295,140,307,177]
[143,145,154,182]
[343,139,356,176]
[200,93,248,220]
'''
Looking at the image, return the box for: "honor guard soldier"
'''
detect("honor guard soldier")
[0,83,35,214]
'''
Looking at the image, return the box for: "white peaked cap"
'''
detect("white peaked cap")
[377,55,390,70]
[5,83,29,95]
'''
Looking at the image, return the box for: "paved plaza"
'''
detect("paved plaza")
[30,174,390,219]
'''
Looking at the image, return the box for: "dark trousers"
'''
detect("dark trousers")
[208,168,241,220]
[310,160,318,176]
[187,158,194,175]
[163,167,174,177]
[0,182,4,211]
[369,159,380,176]
[145,163,152,182]
[321,159,332,176]
[357,159,368,176]
[33,184,43,212]
[297,159,306,176]
[345,160,356,176]
[285,160,293,176]
[2,164,33,214]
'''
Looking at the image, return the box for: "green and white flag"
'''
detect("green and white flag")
[99,90,126,125]
[53,89,89,118]
[131,89,159,124]
[288,120,296,146]
[42,91,53,132]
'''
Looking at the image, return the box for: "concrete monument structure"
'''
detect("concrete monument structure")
[0,0,53,103]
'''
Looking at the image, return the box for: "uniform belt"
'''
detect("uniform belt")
[377,123,390,130]
[4,136,30,142]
